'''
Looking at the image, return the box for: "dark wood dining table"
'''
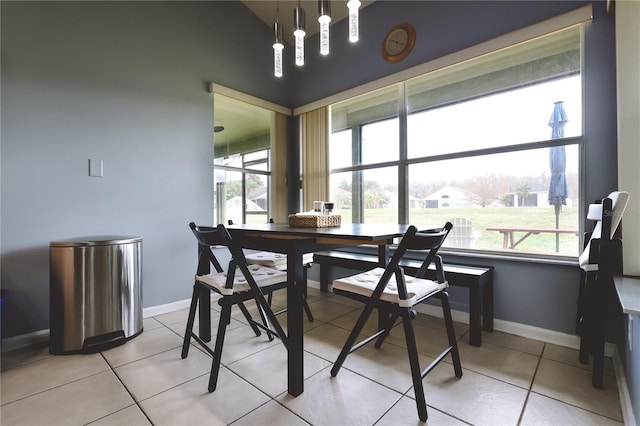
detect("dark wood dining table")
[201,222,415,397]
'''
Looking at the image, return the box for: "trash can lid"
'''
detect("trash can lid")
[50,236,142,247]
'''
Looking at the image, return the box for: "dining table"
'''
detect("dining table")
[199,221,416,397]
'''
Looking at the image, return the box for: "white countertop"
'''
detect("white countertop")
[614,275,640,316]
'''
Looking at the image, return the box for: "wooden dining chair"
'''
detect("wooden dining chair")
[330,222,462,422]
[576,190,629,388]
[229,219,314,322]
[181,222,288,392]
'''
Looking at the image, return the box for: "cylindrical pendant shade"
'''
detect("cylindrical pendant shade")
[273,21,284,77]
[318,0,331,55]
[294,7,306,66]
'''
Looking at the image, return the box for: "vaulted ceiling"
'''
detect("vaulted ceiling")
[242,1,374,45]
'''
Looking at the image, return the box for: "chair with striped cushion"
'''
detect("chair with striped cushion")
[330,222,462,422]
[181,222,288,392]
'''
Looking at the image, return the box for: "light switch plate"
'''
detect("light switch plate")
[89,159,103,177]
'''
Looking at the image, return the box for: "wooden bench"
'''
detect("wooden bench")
[313,250,493,346]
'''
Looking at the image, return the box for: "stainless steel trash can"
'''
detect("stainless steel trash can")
[49,236,143,354]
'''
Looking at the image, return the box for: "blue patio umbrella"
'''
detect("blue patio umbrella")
[548,101,569,251]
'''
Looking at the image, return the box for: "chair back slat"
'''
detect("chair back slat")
[401,222,452,282]
[367,222,453,299]
[189,222,259,292]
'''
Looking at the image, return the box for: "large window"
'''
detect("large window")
[330,25,582,257]
[214,149,270,225]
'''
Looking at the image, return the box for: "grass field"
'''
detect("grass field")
[332,206,580,256]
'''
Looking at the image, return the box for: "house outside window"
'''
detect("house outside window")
[329,25,582,257]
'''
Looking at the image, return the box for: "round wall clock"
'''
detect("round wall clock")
[382,23,416,64]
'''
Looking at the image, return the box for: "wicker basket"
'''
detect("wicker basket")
[288,214,341,228]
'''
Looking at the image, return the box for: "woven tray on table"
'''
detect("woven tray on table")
[288,214,341,228]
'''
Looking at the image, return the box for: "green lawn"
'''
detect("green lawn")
[332,206,580,256]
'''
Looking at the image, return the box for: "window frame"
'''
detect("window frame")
[327,25,585,260]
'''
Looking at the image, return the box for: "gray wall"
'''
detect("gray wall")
[0,1,288,338]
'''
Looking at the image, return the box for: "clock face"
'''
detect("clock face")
[385,29,409,56]
[382,23,416,63]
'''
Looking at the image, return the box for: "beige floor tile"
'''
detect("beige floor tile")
[114,345,212,401]
[233,400,310,425]
[302,323,357,362]
[227,342,331,397]
[304,297,359,322]
[1,352,109,404]
[341,340,437,393]
[88,404,152,425]
[0,304,625,426]
[230,298,286,325]
[276,310,330,334]
[306,285,334,300]
[268,286,326,307]
[153,307,193,326]
[542,343,615,375]
[198,323,283,365]
[456,339,539,388]
[479,329,545,356]
[521,392,624,425]
[423,362,528,425]
[325,291,366,308]
[383,321,457,360]
[532,358,622,421]
[101,327,183,367]
[277,366,402,426]
[142,316,165,331]
[328,307,398,335]
[1,341,53,372]
[412,310,469,337]
[377,395,468,426]
[0,370,134,425]
[139,369,270,425]
[165,311,246,337]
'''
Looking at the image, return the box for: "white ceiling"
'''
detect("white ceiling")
[242,1,374,45]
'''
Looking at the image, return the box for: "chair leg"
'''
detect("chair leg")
[255,298,275,342]
[401,307,428,422]
[237,301,262,337]
[331,303,376,377]
[374,311,399,348]
[254,290,289,348]
[302,295,314,322]
[440,292,463,377]
[181,283,200,359]
[208,302,232,392]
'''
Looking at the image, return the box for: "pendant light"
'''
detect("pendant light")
[347,0,360,43]
[273,10,284,78]
[318,0,331,55]
[293,4,306,66]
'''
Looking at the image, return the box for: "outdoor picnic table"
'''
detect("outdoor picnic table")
[486,226,579,250]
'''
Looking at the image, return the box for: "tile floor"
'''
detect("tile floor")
[1,288,623,425]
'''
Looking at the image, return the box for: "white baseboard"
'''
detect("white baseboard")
[1,329,50,353]
[142,298,192,318]
[613,348,637,426]
[414,303,616,356]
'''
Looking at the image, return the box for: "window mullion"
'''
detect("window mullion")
[398,83,409,224]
